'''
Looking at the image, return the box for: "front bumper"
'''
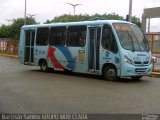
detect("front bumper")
[120,63,153,77]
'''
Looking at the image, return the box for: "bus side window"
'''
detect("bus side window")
[67,26,86,47]
[36,27,49,46]
[49,27,66,46]
[79,31,86,47]
[102,25,118,53]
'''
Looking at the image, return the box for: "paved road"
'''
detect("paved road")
[0,56,160,114]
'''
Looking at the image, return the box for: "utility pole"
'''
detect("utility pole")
[24,0,27,25]
[67,3,82,15]
[128,0,132,22]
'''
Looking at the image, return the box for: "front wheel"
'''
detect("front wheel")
[103,65,117,81]
[40,60,48,72]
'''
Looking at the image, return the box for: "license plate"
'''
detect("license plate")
[138,72,145,75]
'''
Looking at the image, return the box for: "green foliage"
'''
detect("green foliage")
[49,13,125,23]
[0,13,141,40]
[0,25,11,38]
[131,16,141,27]
[10,18,25,39]
[0,17,37,39]
[46,13,140,27]
[10,17,37,39]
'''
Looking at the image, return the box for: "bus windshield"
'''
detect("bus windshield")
[113,23,149,51]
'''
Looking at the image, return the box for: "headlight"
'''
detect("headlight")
[124,55,133,65]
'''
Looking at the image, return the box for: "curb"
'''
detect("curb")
[151,72,160,77]
[0,54,18,59]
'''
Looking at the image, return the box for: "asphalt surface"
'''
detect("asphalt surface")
[0,56,160,114]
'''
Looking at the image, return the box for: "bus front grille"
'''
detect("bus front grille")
[135,68,147,74]
[134,61,149,66]
[143,61,149,64]
[134,61,141,64]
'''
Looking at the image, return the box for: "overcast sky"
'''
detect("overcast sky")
[0,0,160,25]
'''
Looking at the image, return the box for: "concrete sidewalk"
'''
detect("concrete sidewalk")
[0,53,18,58]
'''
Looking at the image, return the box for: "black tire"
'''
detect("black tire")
[40,60,48,72]
[103,65,117,81]
[131,76,142,80]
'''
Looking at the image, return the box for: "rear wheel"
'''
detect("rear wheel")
[40,60,48,72]
[103,65,117,81]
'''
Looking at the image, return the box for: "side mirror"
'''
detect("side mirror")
[152,56,157,63]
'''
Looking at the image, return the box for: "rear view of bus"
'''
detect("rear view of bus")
[113,23,152,80]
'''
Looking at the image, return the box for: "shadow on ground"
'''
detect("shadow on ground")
[27,69,148,84]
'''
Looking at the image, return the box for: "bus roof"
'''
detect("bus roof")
[22,20,132,29]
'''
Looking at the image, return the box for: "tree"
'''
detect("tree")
[46,13,141,27]
[0,13,141,40]
[47,13,125,23]
[131,16,141,27]
[0,17,37,39]
[0,25,11,38]
[10,17,37,39]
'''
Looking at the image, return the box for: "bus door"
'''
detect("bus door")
[88,27,101,72]
[24,29,36,64]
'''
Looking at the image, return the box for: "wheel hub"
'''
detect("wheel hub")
[107,69,115,78]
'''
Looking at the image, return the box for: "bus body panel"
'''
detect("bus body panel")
[120,49,152,77]
[34,46,48,66]
[47,46,87,73]
[19,29,25,64]
[99,49,121,76]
